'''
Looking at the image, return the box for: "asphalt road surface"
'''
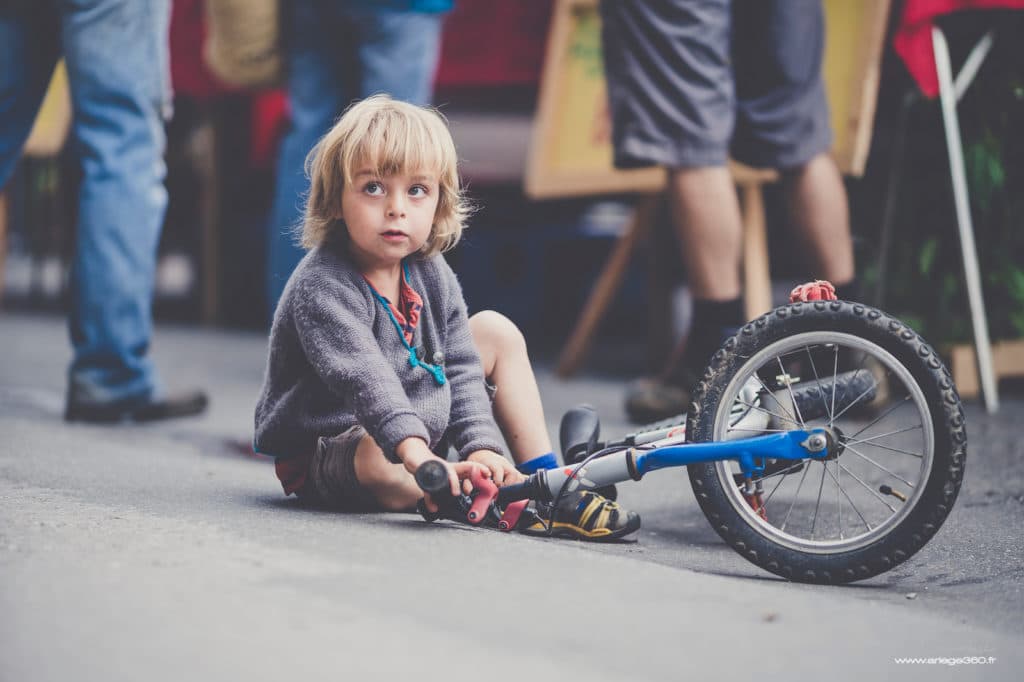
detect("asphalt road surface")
[2,313,1020,681]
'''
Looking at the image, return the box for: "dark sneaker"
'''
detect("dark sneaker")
[519,490,641,542]
[624,376,692,424]
[65,389,208,423]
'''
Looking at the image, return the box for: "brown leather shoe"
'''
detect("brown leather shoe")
[624,375,694,424]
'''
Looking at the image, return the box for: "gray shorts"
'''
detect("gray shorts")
[299,425,384,512]
[599,0,833,170]
[300,381,499,511]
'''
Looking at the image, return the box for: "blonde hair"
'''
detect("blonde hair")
[301,94,469,256]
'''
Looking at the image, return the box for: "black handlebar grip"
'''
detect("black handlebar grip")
[415,498,443,522]
[415,459,459,523]
[415,459,451,496]
[496,477,540,507]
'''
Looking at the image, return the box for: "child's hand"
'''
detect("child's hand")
[398,439,492,510]
[422,460,491,513]
[466,450,526,487]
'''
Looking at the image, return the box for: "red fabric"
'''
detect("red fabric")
[363,273,424,346]
[435,0,553,88]
[276,454,312,496]
[894,0,1024,98]
[250,90,289,168]
[169,0,237,98]
[171,0,287,168]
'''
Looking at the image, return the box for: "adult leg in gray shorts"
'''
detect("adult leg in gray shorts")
[600,0,833,170]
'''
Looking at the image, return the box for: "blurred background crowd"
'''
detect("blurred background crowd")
[1,0,1022,402]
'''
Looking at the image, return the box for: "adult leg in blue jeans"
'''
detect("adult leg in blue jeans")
[0,4,59,190]
[266,2,447,312]
[0,0,206,422]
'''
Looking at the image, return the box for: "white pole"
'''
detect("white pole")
[933,26,999,413]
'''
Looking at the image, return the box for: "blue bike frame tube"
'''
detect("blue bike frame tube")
[524,430,827,503]
[633,431,820,478]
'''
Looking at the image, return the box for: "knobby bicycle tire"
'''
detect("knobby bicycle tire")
[686,300,966,584]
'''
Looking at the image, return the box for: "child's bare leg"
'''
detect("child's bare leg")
[469,311,553,464]
[352,434,423,511]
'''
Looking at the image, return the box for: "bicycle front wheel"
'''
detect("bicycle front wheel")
[686,300,966,584]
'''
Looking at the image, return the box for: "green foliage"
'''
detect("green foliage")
[918,238,938,276]
[870,27,1024,344]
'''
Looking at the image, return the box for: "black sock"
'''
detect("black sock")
[682,297,745,374]
[834,277,861,302]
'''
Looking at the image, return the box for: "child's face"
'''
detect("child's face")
[342,167,439,270]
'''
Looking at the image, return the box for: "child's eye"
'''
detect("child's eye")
[409,185,429,198]
[363,181,385,196]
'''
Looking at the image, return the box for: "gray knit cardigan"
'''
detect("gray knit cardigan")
[254,242,506,463]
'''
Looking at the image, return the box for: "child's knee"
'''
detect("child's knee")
[469,310,526,355]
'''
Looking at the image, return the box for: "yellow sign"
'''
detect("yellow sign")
[24,60,72,158]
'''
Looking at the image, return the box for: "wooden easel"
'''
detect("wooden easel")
[553,164,778,377]
[525,0,890,377]
[951,340,1024,400]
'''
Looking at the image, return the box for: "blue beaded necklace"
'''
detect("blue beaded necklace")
[366,263,447,386]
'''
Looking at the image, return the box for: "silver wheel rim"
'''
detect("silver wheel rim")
[712,331,935,554]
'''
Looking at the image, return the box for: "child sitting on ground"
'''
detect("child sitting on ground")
[254,95,639,541]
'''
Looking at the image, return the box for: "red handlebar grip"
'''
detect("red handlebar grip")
[466,468,498,524]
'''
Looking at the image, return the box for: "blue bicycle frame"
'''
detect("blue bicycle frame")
[502,428,834,505]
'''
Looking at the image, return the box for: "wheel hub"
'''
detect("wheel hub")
[801,426,845,461]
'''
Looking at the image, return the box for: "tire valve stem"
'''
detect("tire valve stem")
[879,485,907,502]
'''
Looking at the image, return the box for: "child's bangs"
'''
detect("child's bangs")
[344,109,451,183]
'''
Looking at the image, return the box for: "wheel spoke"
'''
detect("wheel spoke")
[732,397,798,429]
[832,350,868,415]
[847,438,924,459]
[838,462,898,513]
[803,344,835,422]
[845,423,922,445]
[830,375,881,423]
[776,355,806,428]
[745,460,807,483]
[750,460,804,516]
[822,460,873,532]
[811,461,827,539]
[836,460,843,539]
[751,373,799,426]
[829,344,839,428]
[843,443,917,487]
[848,395,913,441]
[780,459,812,532]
